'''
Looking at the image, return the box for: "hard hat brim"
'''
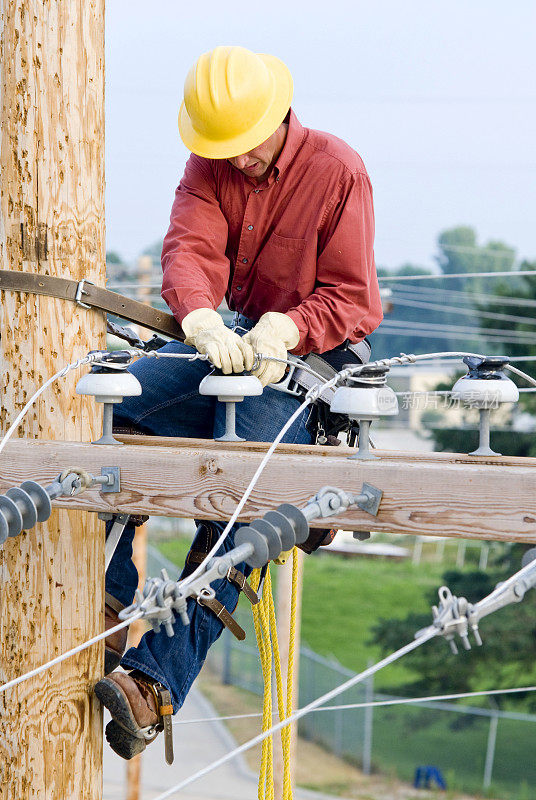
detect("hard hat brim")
[178,54,293,160]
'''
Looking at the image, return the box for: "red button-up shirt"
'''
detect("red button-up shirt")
[161,110,383,355]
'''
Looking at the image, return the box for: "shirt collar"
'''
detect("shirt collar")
[231,108,305,189]
[271,108,304,182]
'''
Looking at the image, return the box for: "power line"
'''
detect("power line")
[373,328,536,348]
[376,334,534,351]
[389,297,536,328]
[377,320,536,342]
[392,284,536,309]
[386,356,536,366]
[173,685,536,727]
[380,270,536,283]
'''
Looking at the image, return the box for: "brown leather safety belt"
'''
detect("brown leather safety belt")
[0,270,184,341]
[188,550,259,640]
[146,681,175,765]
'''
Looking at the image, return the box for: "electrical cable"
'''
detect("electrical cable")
[387,296,536,328]
[504,364,536,389]
[391,284,536,309]
[172,685,536,726]
[376,319,536,342]
[379,269,536,283]
[0,353,104,458]
[122,349,331,389]
[384,355,536,365]
[178,356,360,592]
[151,630,438,800]
[374,327,536,347]
[0,615,141,695]
[372,350,536,388]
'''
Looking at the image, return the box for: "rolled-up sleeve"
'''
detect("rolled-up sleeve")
[285,171,382,355]
[161,155,230,323]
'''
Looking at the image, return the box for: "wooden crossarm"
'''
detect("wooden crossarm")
[1,437,535,542]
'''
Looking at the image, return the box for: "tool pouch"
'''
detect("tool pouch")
[297,527,337,554]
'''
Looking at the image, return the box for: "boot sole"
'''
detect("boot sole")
[94,677,141,733]
[105,719,146,760]
[94,678,149,760]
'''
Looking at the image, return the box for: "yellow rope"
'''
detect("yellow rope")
[251,569,273,800]
[250,549,299,800]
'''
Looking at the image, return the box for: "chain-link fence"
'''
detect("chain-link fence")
[207,631,536,799]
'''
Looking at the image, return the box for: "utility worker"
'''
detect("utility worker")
[95,45,383,763]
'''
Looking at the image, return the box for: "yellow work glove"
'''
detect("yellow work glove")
[242,312,300,387]
[181,308,254,374]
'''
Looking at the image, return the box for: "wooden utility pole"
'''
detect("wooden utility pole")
[0,3,106,799]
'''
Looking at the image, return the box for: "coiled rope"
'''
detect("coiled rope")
[250,547,299,800]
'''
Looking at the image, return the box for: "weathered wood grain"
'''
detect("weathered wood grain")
[2,438,535,542]
[0,3,105,798]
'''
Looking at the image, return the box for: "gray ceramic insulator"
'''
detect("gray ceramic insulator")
[275,503,310,545]
[235,502,311,568]
[263,510,297,551]
[0,480,53,546]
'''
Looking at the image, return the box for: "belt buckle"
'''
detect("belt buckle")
[75,279,94,309]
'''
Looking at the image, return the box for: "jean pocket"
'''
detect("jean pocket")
[254,231,306,291]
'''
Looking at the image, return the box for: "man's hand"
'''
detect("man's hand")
[243,312,300,386]
[181,308,254,374]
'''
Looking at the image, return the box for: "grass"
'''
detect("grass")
[300,549,446,688]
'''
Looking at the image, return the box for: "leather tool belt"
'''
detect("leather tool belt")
[188,549,260,640]
[271,340,371,405]
[0,270,184,341]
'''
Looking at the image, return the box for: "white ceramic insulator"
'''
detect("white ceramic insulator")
[451,376,519,408]
[199,374,263,399]
[330,385,399,420]
[76,371,142,404]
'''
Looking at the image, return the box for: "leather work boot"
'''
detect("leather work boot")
[94,670,174,764]
[104,593,128,675]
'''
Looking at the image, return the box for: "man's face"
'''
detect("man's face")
[228,124,287,183]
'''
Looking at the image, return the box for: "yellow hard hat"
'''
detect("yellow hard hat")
[179,46,293,159]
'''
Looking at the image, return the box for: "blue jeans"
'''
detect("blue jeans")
[105,335,313,712]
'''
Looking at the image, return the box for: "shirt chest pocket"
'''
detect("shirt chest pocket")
[254,231,307,292]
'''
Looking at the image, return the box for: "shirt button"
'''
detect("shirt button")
[247,225,254,231]
[242,258,248,264]
[236,285,242,291]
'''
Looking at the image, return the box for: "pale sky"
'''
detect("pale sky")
[105,0,536,271]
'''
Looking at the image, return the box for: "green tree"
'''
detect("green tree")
[472,260,536,422]
[105,250,122,264]
[436,227,515,293]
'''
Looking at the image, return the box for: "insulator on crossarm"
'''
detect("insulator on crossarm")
[0,480,53,546]
[235,502,309,568]
[274,503,309,545]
